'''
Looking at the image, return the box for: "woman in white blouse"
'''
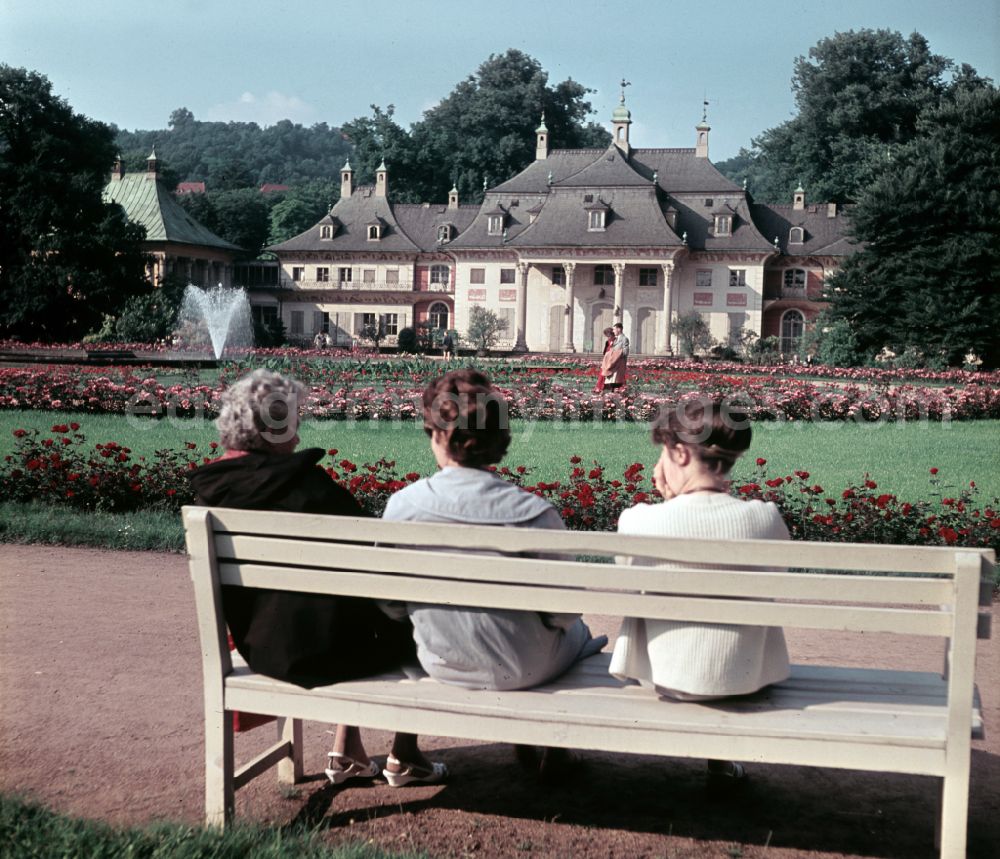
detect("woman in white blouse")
[610,399,791,785]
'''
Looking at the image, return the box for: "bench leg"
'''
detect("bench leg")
[204,707,234,827]
[938,772,970,859]
[276,717,303,784]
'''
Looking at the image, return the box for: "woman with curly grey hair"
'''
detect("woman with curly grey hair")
[189,368,427,788]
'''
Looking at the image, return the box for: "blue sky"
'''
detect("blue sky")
[2,0,997,162]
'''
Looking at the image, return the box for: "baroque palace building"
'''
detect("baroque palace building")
[259,92,854,355]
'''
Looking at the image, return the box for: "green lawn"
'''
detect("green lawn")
[2,410,998,501]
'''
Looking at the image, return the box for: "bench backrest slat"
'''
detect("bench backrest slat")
[215,533,959,606]
[198,508,980,575]
[218,561,954,636]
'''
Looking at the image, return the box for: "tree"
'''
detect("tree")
[717,30,990,203]
[674,312,714,358]
[824,85,1000,367]
[466,306,508,354]
[267,180,338,244]
[410,50,609,202]
[207,189,268,254]
[0,65,149,340]
[344,51,610,204]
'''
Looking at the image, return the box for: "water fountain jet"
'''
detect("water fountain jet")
[174,284,254,359]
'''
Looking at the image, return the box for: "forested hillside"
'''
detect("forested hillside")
[113,108,353,190]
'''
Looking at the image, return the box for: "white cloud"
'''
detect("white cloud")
[204,91,318,126]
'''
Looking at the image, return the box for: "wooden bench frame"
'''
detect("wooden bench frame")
[183,506,994,858]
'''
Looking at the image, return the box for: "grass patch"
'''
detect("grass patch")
[0,502,185,551]
[0,793,422,859]
[1,411,997,502]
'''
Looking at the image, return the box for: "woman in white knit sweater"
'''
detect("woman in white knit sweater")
[609,400,791,784]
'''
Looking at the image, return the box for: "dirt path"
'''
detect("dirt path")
[1,544,997,858]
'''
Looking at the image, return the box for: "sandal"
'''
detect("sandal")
[324,752,380,785]
[383,754,448,787]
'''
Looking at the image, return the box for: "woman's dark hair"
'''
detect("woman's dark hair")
[651,399,751,475]
[422,369,511,467]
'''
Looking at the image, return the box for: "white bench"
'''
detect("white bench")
[183,506,994,858]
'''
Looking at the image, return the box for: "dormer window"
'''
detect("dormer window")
[714,215,732,236]
[487,214,504,235]
[789,226,805,244]
[367,224,381,241]
[588,210,606,231]
[320,225,333,240]
[437,224,453,243]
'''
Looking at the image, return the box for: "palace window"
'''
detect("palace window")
[367,224,382,240]
[789,226,805,244]
[357,312,377,334]
[430,265,450,287]
[593,264,614,286]
[696,270,712,289]
[638,267,658,286]
[588,209,606,231]
[428,301,449,330]
[385,269,399,284]
[783,269,807,292]
[338,267,352,284]
[316,267,329,282]
[382,313,399,336]
[551,266,566,285]
[291,266,304,282]
[487,214,504,235]
[499,268,516,284]
[729,269,747,287]
[714,215,732,236]
[437,224,453,242]
[319,225,333,239]
[780,310,805,354]
[362,268,376,284]
[470,268,486,284]
[290,310,304,334]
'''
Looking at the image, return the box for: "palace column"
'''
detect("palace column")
[658,261,675,355]
[562,262,576,352]
[612,262,625,323]
[514,261,529,351]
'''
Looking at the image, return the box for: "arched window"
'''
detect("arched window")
[319,225,332,239]
[367,224,381,240]
[780,310,805,355]
[789,226,805,244]
[428,301,449,330]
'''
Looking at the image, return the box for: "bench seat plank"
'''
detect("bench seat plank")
[223,656,983,767]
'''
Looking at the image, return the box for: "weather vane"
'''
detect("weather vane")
[702,96,710,123]
[619,78,631,103]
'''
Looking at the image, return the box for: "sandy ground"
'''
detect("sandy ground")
[1,544,997,858]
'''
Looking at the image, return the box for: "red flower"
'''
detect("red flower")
[185,442,197,450]
[864,480,878,489]
[756,458,767,466]
[12,429,27,438]
[405,472,420,482]
[70,422,80,431]
[938,526,959,545]
[842,489,855,499]
[795,470,810,480]
[516,465,527,474]
[738,483,760,495]
[990,519,1000,529]
[929,467,939,475]
[328,448,338,457]
[766,478,784,488]
[41,438,54,448]
[51,424,69,433]
[209,442,219,450]
[633,492,649,503]
[88,476,99,487]
[569,455,581,464]
[166,489,176,497]
[588,467,602,479]
[875,494,894,509]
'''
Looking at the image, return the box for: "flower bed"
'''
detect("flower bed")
[4,424,997,557]
[2,364,998,423]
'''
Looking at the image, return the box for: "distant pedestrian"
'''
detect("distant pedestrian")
[602,322,630,391]
[441,332,455,360]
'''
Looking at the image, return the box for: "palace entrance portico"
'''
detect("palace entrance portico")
[518,255,681,355]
